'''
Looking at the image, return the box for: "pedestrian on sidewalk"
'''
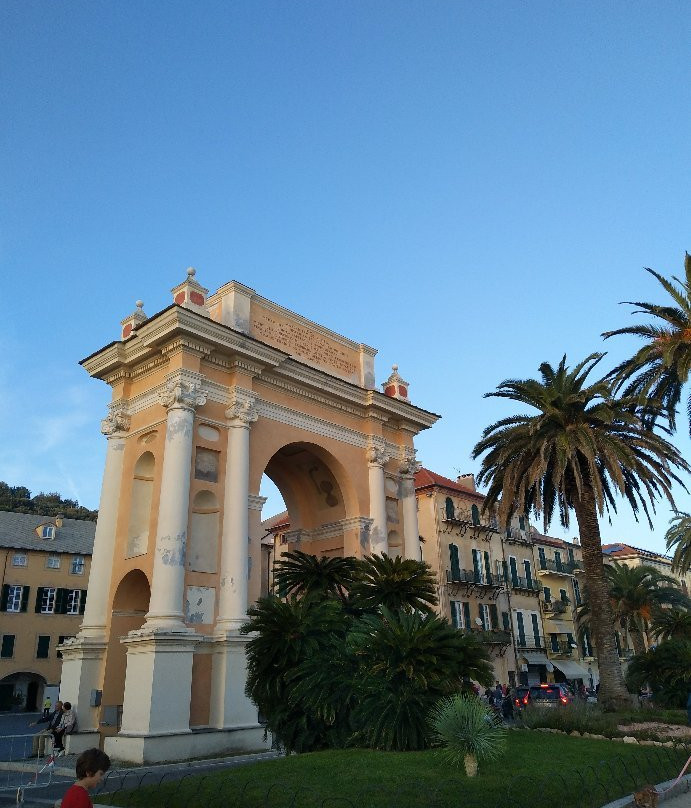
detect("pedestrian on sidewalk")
[42,696,52,719]
[59,748,111,808]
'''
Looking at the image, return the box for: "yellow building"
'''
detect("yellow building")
[0,512,94,711]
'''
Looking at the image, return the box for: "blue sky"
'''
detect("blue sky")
[1,1,689,553]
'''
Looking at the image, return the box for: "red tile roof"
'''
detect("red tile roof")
[414,467,485,500]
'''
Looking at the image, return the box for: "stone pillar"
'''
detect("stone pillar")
[145,373,206,628]
[367,439,391,556]
[210,389,260,730]
[58,402,130,744]
[216,389,258,631]
[400,450,421,561]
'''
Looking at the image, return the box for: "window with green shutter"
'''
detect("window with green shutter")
[550,633,559,652]
[509,557,518,587]
[555,550,562,572]
[450,601,461,628]
[573,579,581,605]
[501,611,510,631]
[471,504,480,526]
[543,586,552,602]
[538,547,547,569]
[1,635,15,658]
[519,516,525,530]
[560,588,568,603]
[462,602,471,630]
[530,613,541,646]
[489,604,499,630]
[523,559,533,587]
[36,635,50,659]
[483,551,491,584]
[449,544,460,580]
[445,497,455,520]
[472,549,481,583]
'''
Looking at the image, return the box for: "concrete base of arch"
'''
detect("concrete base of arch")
[58,636,108,734]
[104,725,268,765]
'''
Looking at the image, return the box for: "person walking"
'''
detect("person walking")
[42,696,52,719]
[60,748,111,808]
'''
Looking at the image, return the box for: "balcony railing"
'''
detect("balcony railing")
[508,575,541,593]
[460,628,511,645]
[503,527,532,545]
[446,569,503,587]
[516,636,544,650]
[541,600,570,615]
[538,558,583,575]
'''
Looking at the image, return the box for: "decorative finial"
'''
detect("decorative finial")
[186,267,196,278]
[382,364,410,402]
[392,364,398,372]
[136,300,144,310]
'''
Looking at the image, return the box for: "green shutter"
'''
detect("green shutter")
[449,544,460,580]
[55,589,67,615]
[462,602,471,630]
[560,589,568,602]
[483,551,491,584]
[472,549,481,582]
[550,634,559,652]
[450,601,459,628]
[471,504,480,526]
[36,635,50,659]
[543,586,551,602]
[489,604,499,629]
[516,611,526,644]
[0,585,9,611]
[501,611,510,631]
[538,547,546,569]
[79,590,87,615]
[1,634,15,658]
[509,557,518,586]
[35,587,44,614]
[531,613,541,645]
[20,586,29,613]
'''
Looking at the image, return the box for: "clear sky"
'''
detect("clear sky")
[1,1,689,553]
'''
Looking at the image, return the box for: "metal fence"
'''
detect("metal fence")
[0,733,57,803]
[90,742,690,808]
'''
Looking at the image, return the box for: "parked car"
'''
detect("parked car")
[513,686,531,713]
[528,683,574,708]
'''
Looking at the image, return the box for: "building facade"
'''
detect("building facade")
[0,513,94,711]
[60,269,438,763]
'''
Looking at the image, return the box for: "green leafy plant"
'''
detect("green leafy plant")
[350,553,438,614]
[519,701,615,736]
[625,638,691,707]
[429,695,506,776]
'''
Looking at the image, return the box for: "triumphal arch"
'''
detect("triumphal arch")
[59,269,438,763]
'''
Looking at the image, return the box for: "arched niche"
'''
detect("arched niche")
[126,452,155,558]
[187,490,219,573]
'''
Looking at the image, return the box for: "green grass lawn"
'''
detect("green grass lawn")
[98,731,690,808]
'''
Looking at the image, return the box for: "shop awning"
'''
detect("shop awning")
[551,660,591,678]
[522,652,549,665]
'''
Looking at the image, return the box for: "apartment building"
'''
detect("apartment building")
[0,512,94,711]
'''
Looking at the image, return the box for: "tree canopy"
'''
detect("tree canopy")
[0,481,97,521]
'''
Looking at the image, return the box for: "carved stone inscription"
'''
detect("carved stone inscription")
[251,312,359,381]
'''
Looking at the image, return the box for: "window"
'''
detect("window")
[567,548,575,565]
[450,600,461,628]
[483,551,492,584]
[573,579,581,605]
[489,604,499,630]
[46,556,61,569]
[501,611,511,631]
[36,635,50,659]
[550,633,559,653]
[449,544,460,581]
[509,556,519,587]
[479,603,490,631]
[559,588,568,603]
[1,635,15,658]
[582,628,592,657]
[523,559,533,587]
[543,586,552,602]
[3,585,26,613]
[515,611,526,645]
[12,554,27,567]
[538,547,547,569]
[530,613,541,646]
[554,550,562,572]
[70,556,85,575]
[518,516,525,531]
[66,590,82,615]
[472,549,483,583]
[41,526,55,540]
[445,497,455,520]
[57,635,74,659]
[37,587,56,614]
[471,504,480,526]
[462,602,471,630]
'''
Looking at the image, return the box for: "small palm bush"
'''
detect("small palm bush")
[429,695,507,776]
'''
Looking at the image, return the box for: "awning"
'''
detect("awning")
[551,660,591,678]
[522,652,549,665]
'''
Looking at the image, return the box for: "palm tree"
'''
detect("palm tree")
[472,353,689,710]
[664,511,691,574]
[350,553,438,614]
[602,252,691,433]
[604,563,689,655]
[650,606,691,642]
[273,550,359,603]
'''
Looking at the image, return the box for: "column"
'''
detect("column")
[210,388,259,730]
[58,403,130,746]
[367,439,390,556]
[146,374,206,628]
[400,450,421,561]
[216,389,258,630]
[79,404,130,638]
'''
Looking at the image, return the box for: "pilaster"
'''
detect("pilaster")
[367,437,391,556]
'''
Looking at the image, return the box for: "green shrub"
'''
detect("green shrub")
[519,702,615,736]
[429,695,507,774]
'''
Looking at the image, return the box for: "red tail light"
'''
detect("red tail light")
[523,696,529,705]
[560,696,568,704]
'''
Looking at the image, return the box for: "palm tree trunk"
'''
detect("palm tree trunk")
[629,624,646,657]
[572,488,633,711]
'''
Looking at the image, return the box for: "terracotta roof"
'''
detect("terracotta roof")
[261,510,290,532]
[414,468,485,500]
[602,543,670,561]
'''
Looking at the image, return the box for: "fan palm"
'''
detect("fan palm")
[350,553,438,614]
[602,252,691,433]
[472,353,688,710]
[625,639,691,707]
[650,606,691,642]
[273,550,359,603]
[664,511,691,574]
[604,563,689,655]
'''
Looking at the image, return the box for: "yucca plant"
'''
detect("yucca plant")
[429,695,506,777]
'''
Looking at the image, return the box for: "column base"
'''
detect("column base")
[209,630,258,730]
[65,731,101,756]
[57,636,108,734]
[104,726,269,765]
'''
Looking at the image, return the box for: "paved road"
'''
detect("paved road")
[0,713,43,762]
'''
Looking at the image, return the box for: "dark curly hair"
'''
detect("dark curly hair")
[75,748,111,779]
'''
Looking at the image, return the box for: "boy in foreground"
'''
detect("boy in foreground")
[59,748,111,808]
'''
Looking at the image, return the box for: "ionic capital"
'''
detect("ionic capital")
[101,402,131,436]
[226,387,258,427]
[159,372,207,412]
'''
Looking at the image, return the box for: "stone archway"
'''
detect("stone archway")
[63,273,439,763]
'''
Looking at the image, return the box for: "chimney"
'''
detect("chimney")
[55,514,64,528]
[456,473,476,492]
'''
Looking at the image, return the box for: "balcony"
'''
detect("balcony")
[446,569,504,587]
[516,636,544,650]
[508,575,541,594]
[547,634,578,657]
[459,628,511,645]
[541,600,571,616]
[538,558,583,576]
[503,527,532,546]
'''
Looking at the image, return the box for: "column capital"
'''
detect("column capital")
[226,387,258,427]
[399,446,420,477]
[101,401,131,436]
[367,437,391,467]
[159,370,207,412]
